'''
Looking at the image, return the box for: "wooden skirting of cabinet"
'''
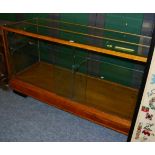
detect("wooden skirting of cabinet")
[10,77,131,135]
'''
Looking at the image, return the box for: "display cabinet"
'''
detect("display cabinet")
[1,18,152,134]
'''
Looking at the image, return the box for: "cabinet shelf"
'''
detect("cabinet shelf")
[2,26,147,63]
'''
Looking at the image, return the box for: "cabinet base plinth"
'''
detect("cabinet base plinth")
[10,78,131,135]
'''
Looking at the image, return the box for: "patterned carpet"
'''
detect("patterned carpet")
[0,89,127,142]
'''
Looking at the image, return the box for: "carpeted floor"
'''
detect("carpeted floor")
[0,89,127,142]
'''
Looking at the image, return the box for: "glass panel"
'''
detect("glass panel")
[99,57,144,88]
[7,32,38,74]
[85,57,144,120]
[72,52,88,103]
[71,52,144,120]
[51,44,75,99]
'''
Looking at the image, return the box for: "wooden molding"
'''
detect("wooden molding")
[10,78,131,135]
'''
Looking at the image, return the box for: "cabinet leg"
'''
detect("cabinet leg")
[13,90,28,97]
